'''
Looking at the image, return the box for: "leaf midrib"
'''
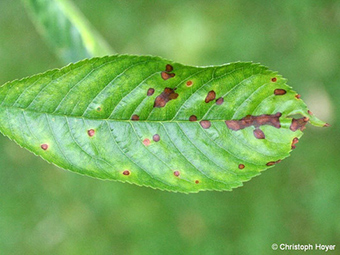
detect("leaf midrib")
[1,105,295,124]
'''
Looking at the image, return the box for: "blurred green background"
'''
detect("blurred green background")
[0,0,339,254]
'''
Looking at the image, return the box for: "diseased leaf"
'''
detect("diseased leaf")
[0,55,328,192]
[22,0,114,64]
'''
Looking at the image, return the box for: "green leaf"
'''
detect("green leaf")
[0,55,327,193]
[22,0,114,64]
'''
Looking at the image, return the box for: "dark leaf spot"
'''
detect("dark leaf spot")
[253,128,265,139]
[161,72,175,80]
[41,144,49,150]
[154,87,179,108]
[165,64,173,72]
[225,112,282,131]
[131,114,139,121]
[147,88,155,96]
[174,171,180,177]
[216,97,224,105]
[308,110,313,116]
[153,134,160,142]
[96,107,102,112]
[291,137,299,149]
[290,117,308,131]
[205,90,216,103]
[266,160,281,166]
[189,115,197,122]
[195,180,200,184]
[238,164,245,169]
[143,138,151,146]
[186,81,193,87]
[271,77,277,82]
[200,120,211,129]
[123,170,130,175]
[88,129,95,137]
[274,89,287,95]
[295,94,301,99]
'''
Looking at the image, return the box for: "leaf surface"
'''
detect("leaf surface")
[22,0,114,64]
[0,55,327,192]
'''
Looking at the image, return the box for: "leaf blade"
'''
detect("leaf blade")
[0,55,327,192]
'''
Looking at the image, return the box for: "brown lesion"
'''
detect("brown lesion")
[123,170,130,176]
[189,115,197,122]
[161,64,175,80]
[153,134,160,142]
[291,137,299,149]
[174,171,180,177]
[216,97,224,105]
[274,89,286,95]
[205,90,216,103]
[200,120,211,129]
[290,117,309,131]
[147,88,155,96]
[41,144,49,150]
[131,114,140,121]
[266,160,281,166]
[253,128,265,139]
[87,129,95,137]
[154,87,179,108]
[225,112,282,139]
[225,112,281,139]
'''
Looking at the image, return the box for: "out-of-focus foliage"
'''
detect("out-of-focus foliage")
[22,0,114,64]
[0,0,339,254]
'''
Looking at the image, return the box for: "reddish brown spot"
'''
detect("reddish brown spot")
[205,90,216,103]
[153,134,160,142]
[216,97,224,105]
[131,114,139,121]
[266,160,281,166]
[253,128,265,139]
[41,144,49,150]
[143,138,151,146]
[291,137,299,149]
[290,117,308,132]
[165,64,173,72]
[88,129,95,137]
[238,164,245,169]
[274,89,287,95]
[174,171,180,177]
[154,87,179,108]
[324,123,330,127]
[123,170,130,176]
[295,94,301,99]
[96,107,102,112]
[186,81,193,87]
[308,110,313,116]
[271,77,277,82]
[147,88,155,96]
[189,115,197,122]
[195,180,200,184]
[225,112,282,131]
[161,72,175,80]
[200,120,211,129]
